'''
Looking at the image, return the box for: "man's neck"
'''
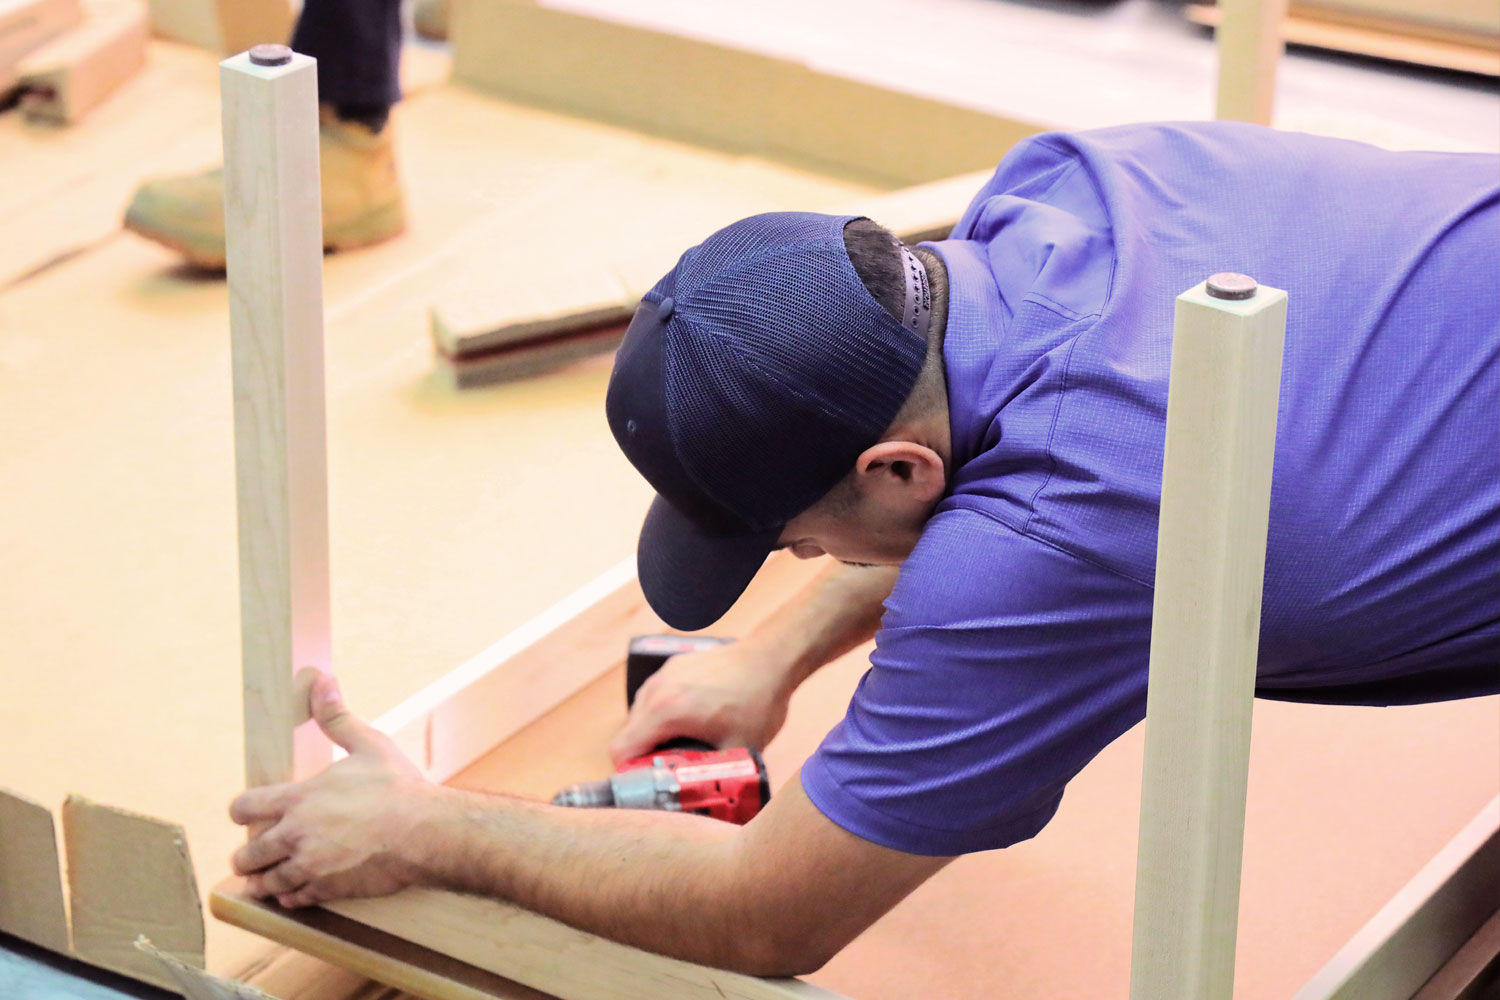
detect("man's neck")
[913,246,954,479]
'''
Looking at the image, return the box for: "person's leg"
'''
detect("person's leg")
[124,0,407,268]
[292,0,404,132]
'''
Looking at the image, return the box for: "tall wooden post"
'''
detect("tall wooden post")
[1129,274,1288,999]
[1216,0,1288,124]
[221,44,333,790]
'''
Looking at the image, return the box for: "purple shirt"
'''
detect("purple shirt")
[801,123,1500,856]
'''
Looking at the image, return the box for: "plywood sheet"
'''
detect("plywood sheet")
[63,795,205,990]
[0,787,70,954]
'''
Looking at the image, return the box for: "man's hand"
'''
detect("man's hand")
[609,642,792,764]
[228,673,435,909]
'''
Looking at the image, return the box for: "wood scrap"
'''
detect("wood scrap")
[0,0,82,86]
[0,786,70,954]
[14,0,147,124]
[62,794,206,991]
[429,171,987,390]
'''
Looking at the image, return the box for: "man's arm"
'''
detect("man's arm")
[231,674,949,977]
[611,562,896,761]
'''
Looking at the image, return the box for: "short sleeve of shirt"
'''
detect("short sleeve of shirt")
[800,507,1154,856]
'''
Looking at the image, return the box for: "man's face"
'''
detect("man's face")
[776,489,931,569]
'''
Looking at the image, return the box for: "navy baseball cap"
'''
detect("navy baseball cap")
[606,212,928,631]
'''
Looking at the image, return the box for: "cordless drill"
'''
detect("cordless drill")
[551,635,772,824]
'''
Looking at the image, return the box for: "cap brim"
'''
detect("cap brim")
[637,495,781,631]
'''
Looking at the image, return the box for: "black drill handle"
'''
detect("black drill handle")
[624,634,734,755]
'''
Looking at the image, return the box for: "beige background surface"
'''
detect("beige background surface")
[3,1,1497,989]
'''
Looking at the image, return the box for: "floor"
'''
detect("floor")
[0,932,174,1000]
[2,0,1496,994]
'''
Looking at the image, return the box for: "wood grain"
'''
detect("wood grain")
[1216,0,1289,123]
[221,49,334,789]
[1129,279,1288,999]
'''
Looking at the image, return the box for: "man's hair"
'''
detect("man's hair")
[842,218,946,427]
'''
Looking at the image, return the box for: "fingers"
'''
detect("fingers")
[309,673,382,756]
[229,784,299,827]
[245,859,308,899]
[232,824,293,875]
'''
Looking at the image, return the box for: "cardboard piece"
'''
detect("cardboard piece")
[15,0,148,124]
[138,936,281,1000]
[63,795,206,991]
[0,0,82,87]
[0,787,71,954]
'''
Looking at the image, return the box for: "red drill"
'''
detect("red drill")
[551,635,772,824]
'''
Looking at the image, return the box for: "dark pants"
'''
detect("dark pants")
[290,0,404,112]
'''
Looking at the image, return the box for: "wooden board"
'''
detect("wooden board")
[63,794,206,990]
[1130,279,1288,999]
[0,787,70,954]
[1188,4,1500,76]
[15,0,148,124]
[211,889,554,1000]
[221,48,335,789]
[1293,797,1500,1000]
[146,0,291,54]
[450,0,1040,188]
[324,889,848,1000]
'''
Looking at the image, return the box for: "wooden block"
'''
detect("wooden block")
[1216,0,1290,123]
[0,0,82,74]
[451,0,1039,188]
[15,0,147,125]
[1293,797,1500,1000]
[437,321,628,390]
[146,0,291,53]
[431,247,631,359]
[221,48,335,789]
[1128,277,1288,999]
[0,787,70,954]
[63,795,205,991]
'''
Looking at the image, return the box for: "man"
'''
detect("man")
[229,122,1499,974]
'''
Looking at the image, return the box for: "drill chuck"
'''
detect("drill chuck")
[552,762,684,812]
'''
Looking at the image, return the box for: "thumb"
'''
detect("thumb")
[310,674,381,756]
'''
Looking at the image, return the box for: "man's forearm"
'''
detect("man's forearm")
[742,563,896,696]
[406,785,795,974]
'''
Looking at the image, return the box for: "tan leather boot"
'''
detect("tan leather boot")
[413,0,451,41]
[124,107,405,269]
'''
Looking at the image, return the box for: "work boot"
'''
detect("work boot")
[123,107,406,269]
[413,0,451,41]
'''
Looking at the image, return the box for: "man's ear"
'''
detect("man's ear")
[854,441,947,503]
